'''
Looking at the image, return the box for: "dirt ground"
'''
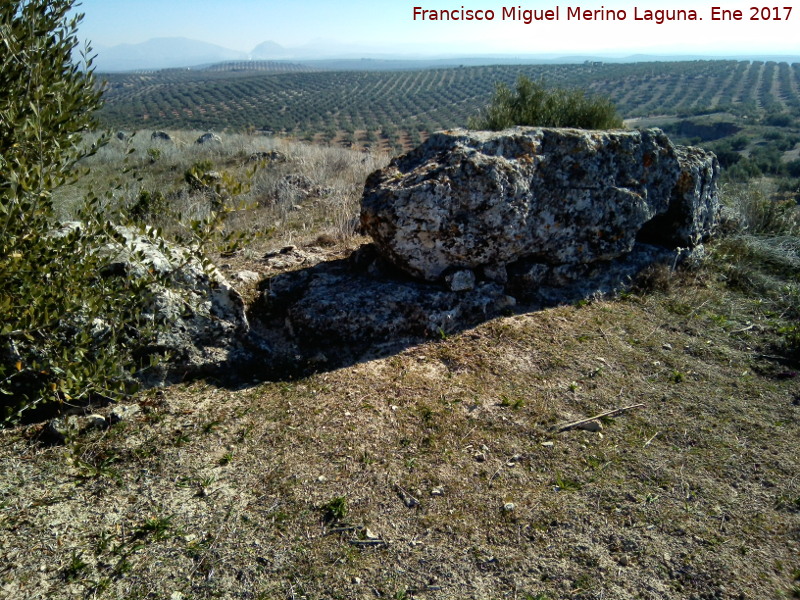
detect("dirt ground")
[1,250,799,600]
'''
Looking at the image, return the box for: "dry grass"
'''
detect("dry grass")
[53,130,390,251]
[1,256,799,600]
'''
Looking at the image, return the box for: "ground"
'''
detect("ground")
[1,248,798,600]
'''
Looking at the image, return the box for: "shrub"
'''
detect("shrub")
[722,180,799,236]
[468,75,623,131]
[0,1,162,422]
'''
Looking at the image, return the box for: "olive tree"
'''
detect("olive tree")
[0,1,157,422]
[469,75,623,131]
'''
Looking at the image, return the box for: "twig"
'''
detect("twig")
[553,403,645,433]
[348,539,388,547]
[730,324,755,334]
[643,431,660,447]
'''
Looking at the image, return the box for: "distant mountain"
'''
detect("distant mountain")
[94,37,247,72]
[250,41,290,60]
[93,36,800,73]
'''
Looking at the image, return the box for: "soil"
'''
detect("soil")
[1,253,799,600]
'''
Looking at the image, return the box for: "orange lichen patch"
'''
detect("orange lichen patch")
[643,152,654,168]
[676,170,696,195]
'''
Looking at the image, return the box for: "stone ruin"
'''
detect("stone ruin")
[28,127,720,422]
[246,127,720,372]
[64,127,721,385]
[360,127,718,287]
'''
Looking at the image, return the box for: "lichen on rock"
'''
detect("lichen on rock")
[360,127,720,284]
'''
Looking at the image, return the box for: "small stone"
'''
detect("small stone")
[540,441,554,447]
[195,132,221,145]
[317,475,328,483]
[445,269,476,292]
[109,403,141,424]
[352,577,362,585]
[618,555,629,567]
[473,452,486,462]
[430,487,444,496]
[502,502,516,512]
[576,420,603,432]
[85,414,107,429]
[42,416,80,444]
[363,528,379,540]
[662,343,673,351]
[235,270,260,284]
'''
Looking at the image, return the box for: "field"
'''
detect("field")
[97,61,800,170]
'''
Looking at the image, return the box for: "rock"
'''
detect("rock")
[576,420,603,432]
[445,269,475,292]
[250,250,507,370]
[52,223,251,386]
[151,131,172,142]
[247,150,287,163]
[42,416,81,444]
[85,414,107,429]
[361,127,719,285]
[195,132,222,145]
[109,227,249,384]
[502,502,516,512]
[109,403,140,424]
[262,245,325,271]
[115,131,128,141]
[235,270,261,284]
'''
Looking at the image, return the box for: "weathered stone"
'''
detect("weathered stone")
[109,403,140,424]
[249,250,507,369]
[247,150,287,163]
[360,127,720,283]
[50,224,252,385]
[445,269,476,292]
[151,131,172,142]
[195,132,222,145]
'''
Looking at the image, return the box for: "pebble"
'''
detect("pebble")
[430,487,444,496]
[86,414,107,429]
[662,343,673,351]
[109,403,141,424]
[576,420,603,432]
[502,502,516,512]
[235,270,260,284]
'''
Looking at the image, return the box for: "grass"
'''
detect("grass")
[2,130,799,599]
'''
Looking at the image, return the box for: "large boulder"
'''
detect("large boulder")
[94,225,250,385]
[360,127,719,283]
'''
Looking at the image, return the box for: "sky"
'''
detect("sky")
[73,0,800,56]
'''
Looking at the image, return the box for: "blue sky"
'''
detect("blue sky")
[74,0,799,55]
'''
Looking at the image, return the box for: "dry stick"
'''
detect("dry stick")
[553,403,646,433]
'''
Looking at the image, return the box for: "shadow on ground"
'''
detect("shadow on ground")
[226,242,684,385]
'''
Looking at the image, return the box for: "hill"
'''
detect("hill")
[97,60,800,178]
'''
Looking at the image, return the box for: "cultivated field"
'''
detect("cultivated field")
[98,61,800,149]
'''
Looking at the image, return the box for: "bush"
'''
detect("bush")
[723,180,799,236]
[0,1,161,422]
[468,75,623,131]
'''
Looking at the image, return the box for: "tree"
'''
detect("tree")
[0,1,155,422]
[468,75,623,131]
